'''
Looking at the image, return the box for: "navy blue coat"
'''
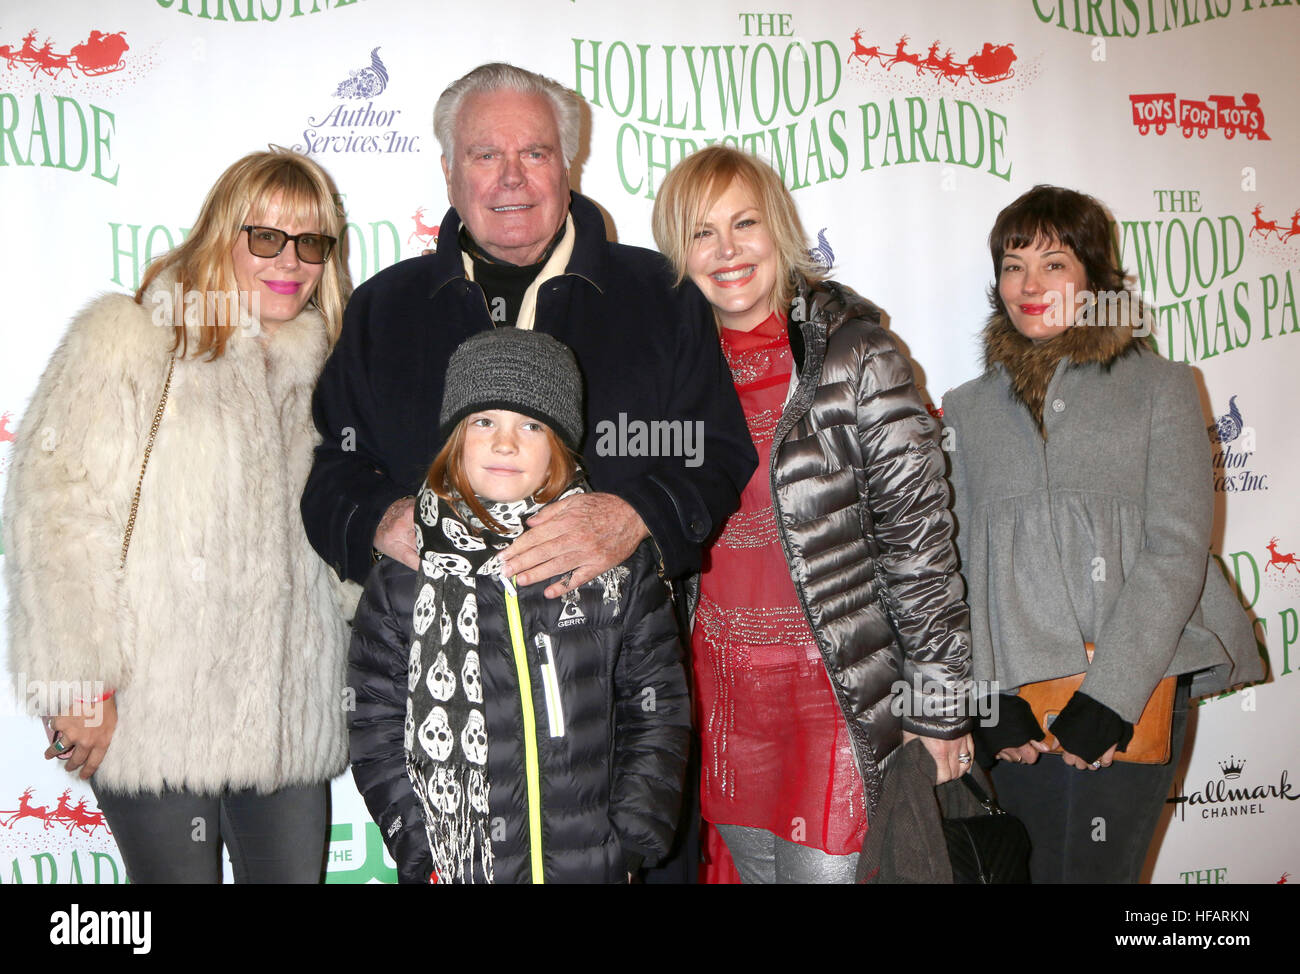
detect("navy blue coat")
[302,192,755,583]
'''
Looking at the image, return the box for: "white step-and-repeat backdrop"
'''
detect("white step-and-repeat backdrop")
[1,0,1295,884]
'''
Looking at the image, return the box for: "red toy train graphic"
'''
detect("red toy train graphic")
[1129,92,1269,141]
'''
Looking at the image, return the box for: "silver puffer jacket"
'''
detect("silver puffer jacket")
[771,277,972,814]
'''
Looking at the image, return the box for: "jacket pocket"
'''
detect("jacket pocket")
[534,632,566,738]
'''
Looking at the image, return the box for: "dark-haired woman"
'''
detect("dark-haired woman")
[943,184,1261,883]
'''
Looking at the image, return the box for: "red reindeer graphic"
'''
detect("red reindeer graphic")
[919,41,945,75]
[1265,538,1299,575]
[1250,205,1282,241]
[0,411,16,444]
[28,38,73,80]
[847,29,886,68]
[1280,210,1300,244]
[64,798,110,837]
[0,787,54,829]
[407,207,439,251]
[44,790,78,831]
[885,36,926,75]
[22,790,112,836]
[935,49,972,85]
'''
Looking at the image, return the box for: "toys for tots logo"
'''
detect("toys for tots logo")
[292,47,422,156]
[1128,91,1269,141]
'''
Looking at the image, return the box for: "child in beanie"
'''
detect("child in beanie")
[347,328,690,884]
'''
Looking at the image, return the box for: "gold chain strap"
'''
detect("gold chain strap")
[120,356,175,568]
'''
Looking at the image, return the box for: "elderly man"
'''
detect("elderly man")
[302,62,754,606]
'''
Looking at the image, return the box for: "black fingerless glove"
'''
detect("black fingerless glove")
[972,693,1045,767]
[1048,691,1134,765]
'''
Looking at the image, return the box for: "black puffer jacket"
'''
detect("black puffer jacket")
[347,541,690,884]
[772,278,972,815]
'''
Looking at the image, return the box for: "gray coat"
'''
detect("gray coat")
[943,318,1262,723]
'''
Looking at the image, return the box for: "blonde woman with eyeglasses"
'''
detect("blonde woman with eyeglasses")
[4,149,354,883]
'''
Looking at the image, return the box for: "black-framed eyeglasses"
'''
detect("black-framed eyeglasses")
[241,225,337,264]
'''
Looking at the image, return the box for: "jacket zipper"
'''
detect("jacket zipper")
[502,577,545,884]
[768,292,874,822]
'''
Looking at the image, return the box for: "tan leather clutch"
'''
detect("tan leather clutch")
[1017,643,1175,764]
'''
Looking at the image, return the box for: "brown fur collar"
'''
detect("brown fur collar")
[982,312,1143,433]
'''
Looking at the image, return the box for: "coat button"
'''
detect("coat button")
[689,518,706,537]
[1052,398,1065,413]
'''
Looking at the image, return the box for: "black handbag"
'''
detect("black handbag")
[939,774,1031,884]
[859,739,1031,884]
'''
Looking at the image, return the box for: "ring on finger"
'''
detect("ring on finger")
[1090,760,1102,769]
[50,734,71,755]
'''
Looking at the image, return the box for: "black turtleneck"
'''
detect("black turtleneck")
[461,222,567,327]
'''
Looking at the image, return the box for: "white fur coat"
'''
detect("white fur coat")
[4,282,349,794]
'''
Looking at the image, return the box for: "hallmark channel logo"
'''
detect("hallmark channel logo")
[1167,753,1300,821]
[1128,92,1269,141]
[293,46,421,156]
[1206,395,1268,493]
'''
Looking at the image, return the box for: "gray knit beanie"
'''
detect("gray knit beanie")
[439,328,585,450]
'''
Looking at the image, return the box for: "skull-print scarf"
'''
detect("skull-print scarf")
[405,482,582,883]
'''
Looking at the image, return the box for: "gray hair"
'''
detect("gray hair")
[434,62,581,167]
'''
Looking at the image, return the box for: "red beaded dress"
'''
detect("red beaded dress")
[693,311,867,859]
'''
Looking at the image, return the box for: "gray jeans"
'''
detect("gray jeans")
[714,823,859,884]
[91,781,329,884]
